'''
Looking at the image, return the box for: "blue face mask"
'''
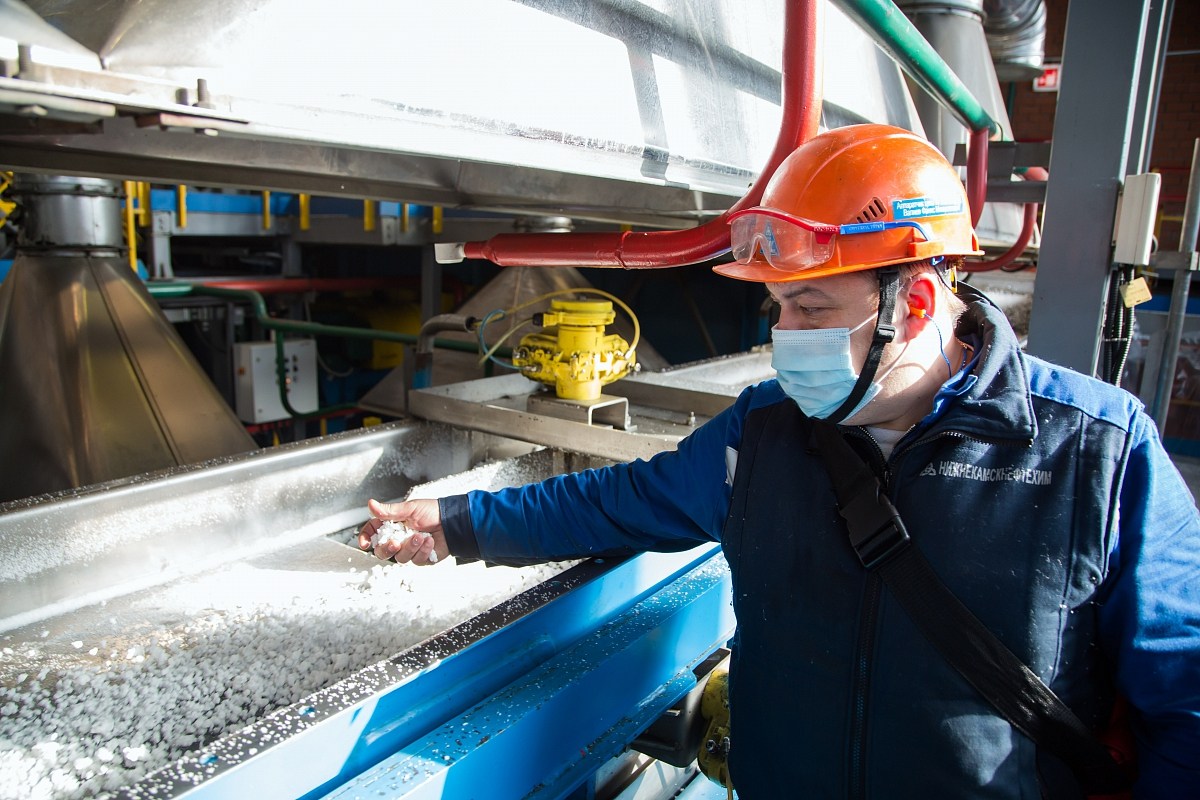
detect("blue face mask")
[771,314,889,420]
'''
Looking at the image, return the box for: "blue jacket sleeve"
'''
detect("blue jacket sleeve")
[441,383,770,566]
[1099,410,1200,798]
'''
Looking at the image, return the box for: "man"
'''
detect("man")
[359,125,1200,797]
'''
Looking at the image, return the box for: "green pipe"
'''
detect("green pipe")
[174,284,502,421]
[835,0,999,134]
[145,281,195,298]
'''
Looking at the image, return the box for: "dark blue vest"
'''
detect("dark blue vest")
[720,399,1114,798]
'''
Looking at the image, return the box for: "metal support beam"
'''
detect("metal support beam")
[1150,139,1200,432]
[1026,0,1155,374]
[420,245,442,324]
[146,209,174,279]
[1127,0,1175,174]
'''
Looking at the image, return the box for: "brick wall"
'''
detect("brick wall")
[1005,0,1200,249]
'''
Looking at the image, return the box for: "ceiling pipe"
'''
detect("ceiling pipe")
[961,165,1046,272]
[836,0,998,228]
[458,0,825,269]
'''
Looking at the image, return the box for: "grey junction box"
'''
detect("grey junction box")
[233,339,318,423]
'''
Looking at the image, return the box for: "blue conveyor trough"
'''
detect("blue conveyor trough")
[0,360,768,800]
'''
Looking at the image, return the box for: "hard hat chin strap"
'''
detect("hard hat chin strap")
[825,267,900,424]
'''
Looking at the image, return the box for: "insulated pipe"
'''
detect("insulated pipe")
[189,285,479,354]
[966,127,989,227]
[189,285,489,418]
[837,0,997,227]
[462,0,824,269]
[839,0,997,134]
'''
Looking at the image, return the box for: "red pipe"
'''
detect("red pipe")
[961,201,1037,273]
[463,0,824,269]
[966,127,989,228]
[200,277,408,294]
[962,166,1046,273]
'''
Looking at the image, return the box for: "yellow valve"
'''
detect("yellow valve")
[697,666,734,797]
[513,299,636,402]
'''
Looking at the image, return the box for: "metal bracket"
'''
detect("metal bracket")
[952,140,1052,173]
[1150,249,1200,272]
[527,392,633,430]
[953,141,1051,204]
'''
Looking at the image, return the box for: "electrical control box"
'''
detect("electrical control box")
[234,339,318,423]
[1113,172,1162,266]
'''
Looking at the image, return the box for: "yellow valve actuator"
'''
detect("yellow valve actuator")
[513,299,636,402]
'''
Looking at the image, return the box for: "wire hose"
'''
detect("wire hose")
[476,287,641,368]
[1102,266,1136,387]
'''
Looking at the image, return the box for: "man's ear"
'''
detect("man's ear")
[903,274,939,324]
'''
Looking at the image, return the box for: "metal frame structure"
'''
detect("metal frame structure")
[1027,0,1173,374]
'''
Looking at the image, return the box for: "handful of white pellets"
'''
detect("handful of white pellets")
[370,519,438,563]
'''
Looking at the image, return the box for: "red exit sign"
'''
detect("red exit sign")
[1033,64,1061,93]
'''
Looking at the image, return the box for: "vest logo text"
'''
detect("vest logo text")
[919,460,1052,486]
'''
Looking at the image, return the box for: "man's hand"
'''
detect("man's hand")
[357,498,447,565]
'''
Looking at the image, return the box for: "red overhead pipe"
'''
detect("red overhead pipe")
[966,127,989,228]
[462,0,824,269]
[962,166,1046,272]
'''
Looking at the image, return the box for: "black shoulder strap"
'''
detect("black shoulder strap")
[806,418,1132,795]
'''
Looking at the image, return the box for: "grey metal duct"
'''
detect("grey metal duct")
[0,175,256,503]
[983,0,1047,82]
[1,0,924,224]
[894,0,1024,247]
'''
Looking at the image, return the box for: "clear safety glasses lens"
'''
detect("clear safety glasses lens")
[730,213,837,273]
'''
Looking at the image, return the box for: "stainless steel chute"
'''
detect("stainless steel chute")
[0,175,256,503]
[0,420,734,800]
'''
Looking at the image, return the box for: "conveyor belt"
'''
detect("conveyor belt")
[0,420,735,800]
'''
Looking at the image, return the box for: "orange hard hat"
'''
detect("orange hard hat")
[715,124,982,283]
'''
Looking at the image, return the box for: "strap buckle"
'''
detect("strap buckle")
[873,323,896,346]
[841,491,911,569]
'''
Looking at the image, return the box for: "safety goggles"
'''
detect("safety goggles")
[728,207,930,273]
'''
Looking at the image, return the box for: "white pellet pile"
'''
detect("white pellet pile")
[0,554,568,800]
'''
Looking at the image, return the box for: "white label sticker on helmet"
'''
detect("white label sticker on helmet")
[892,196,964,220]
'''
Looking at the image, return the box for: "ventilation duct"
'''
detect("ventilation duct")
[983,0,1047,82]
